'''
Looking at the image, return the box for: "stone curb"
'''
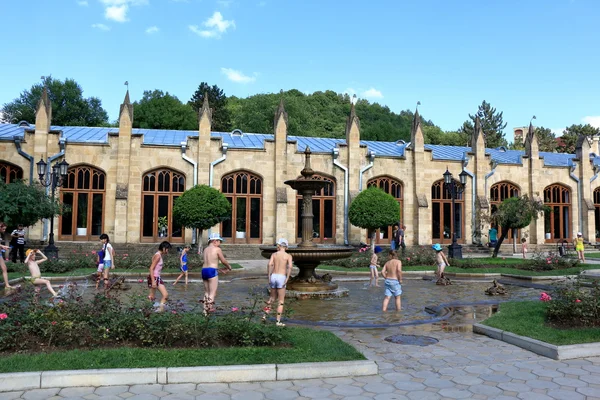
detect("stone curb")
[473,323,600,360]
[0,360,377,392]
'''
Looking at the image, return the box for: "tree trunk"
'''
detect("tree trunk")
[197,229,204,255]
[370,230,375,253]
[492,229,509,258]
[512,228,517,253]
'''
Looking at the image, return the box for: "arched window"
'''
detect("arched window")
[594,187,600,240]
[221,171,262,243]
[296,174,335,244]
[141,169,185,243]
[490,182,520,241]
[367,176,403,244]
[432,179,464,244]
[0,161,23,183]
[60,165,106,241]
[543,184,571,242]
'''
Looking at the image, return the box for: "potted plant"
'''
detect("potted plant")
[76,201,88,236]
[235,217,246,239]
[157,216,168,237]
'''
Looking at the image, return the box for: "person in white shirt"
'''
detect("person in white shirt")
[99,233,115,288]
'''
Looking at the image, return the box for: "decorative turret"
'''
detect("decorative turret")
[472,116,485,156]
[274,90,288,132]
[35,85,52,131]
[410,107,424,151]
[199,92,212,140]
[119,90,133,126]
[345,95,360,145]
[199,92,212,125]
[524,122,538,160]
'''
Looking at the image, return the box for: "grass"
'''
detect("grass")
[0,327,364,373]
[481,301,600,346]
[584,252,600,259]
[6,263,243,280]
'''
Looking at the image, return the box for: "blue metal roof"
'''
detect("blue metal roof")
[0,123,582,168]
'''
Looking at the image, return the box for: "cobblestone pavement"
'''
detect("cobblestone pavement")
[3,324,600,400]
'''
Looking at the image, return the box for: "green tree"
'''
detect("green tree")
[557,124,600,154]
[133,90,198,130]
[172,185,231,254]
[348,186,400,250]
[510,126,557,152]
[1,77,109,126]
[0,181,62,227]
[423,126,469,146]
[188,82,232,132]
[460,101,508,148]
[489,195,548,257]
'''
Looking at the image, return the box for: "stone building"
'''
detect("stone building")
[1,89,600,248]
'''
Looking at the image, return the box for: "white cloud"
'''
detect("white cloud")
[77,0,89,6]
[91,23,111,30]
[217,0,233,7]
[190,12,235,38]
[583,116,600,129]
[105,4,128,22]
[221,67,256,83]
[362,87,383,99]
[145,26,159,34]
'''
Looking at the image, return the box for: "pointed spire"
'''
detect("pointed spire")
[411,107,421,135]
[346,94,360,135]
[274,89,288,127]
[119,89,133,122]
[37,85,51,117]
[199,91,212,123]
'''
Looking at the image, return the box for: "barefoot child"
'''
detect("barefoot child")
[382,250,402,311]
[99,234,115,288]
[0,223,13,289]
[369,246,383,287]
[24,249,57,297]
[574,232,585,263]
[433,243,449,278]
[521,237,528,259]
[173,244,191,286]
[95,245,105,290]
[148,241,171,311]
[202,233,232,314]
[265,238,293,326]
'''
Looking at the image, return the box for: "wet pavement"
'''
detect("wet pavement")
[2,260,599,399]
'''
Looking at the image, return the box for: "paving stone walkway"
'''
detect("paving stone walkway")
[2,324,599,400]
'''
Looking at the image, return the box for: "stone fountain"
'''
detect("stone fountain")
[260,147,353,298]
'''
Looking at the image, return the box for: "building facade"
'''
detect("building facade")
[1,90,600,247]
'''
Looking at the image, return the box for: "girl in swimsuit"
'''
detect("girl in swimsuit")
[369,246,383,287]
[148,241,171,311]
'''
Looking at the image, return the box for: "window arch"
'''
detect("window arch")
[59,165,106,241]
[432,179,464,244]
[141,168,185,243]
[296,174,336,244]
[367,176,403,244]
[594,187,600,240]
[0,161,23,183]
[221,171,262,243]
[543,184,571,242]
[490,182,520,242]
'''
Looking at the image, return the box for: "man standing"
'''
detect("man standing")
[11,224,26,263]
[395,224,406,257]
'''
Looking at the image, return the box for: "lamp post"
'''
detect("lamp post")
[37,158,69,260]
[443,167,468,259]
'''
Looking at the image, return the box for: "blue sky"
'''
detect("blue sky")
[1,0,599,139]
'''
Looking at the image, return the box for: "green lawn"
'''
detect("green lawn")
[0,327,364,373]
[584,252,600,259]
[481,301,600,346]
[7,263,243,280]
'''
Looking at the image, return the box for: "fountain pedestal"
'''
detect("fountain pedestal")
[260,147,353,298]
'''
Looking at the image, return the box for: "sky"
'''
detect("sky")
[1,0,599,139]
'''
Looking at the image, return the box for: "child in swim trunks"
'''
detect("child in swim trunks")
[265,238,293,326]
[433,243,449,279]
[202,233,232,313]
[173,244,191,286]
[24,249,57,297]
[369,246,383,287]
[382,250,402,311]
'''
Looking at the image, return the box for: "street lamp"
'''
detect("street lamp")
[443,167,468,259]
[37,157,69,259]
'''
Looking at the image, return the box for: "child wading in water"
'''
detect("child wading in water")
[433,243,449,279]
[24,249,57,297]
[369,246,383,287]
[202,233,232,314]
[382,250,403,311]
[0,223,13,289]
[173,244,191,285]
[521,237,528,259]
[99,234,115,289]
[264,238,293,326]
[148,241,171,312]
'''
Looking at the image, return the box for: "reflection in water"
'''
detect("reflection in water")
[35,277,540,327]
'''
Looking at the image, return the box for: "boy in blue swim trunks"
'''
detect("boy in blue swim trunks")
[381,250,403,311]
[202,233,232,313]
[173,244,191,286]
